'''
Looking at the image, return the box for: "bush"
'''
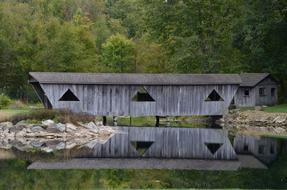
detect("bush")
[10,109,96,124]
[0,94,11,109]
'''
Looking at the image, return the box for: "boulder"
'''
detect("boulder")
[31,125,45,132]
[82,122,99,133]
[273,116,286,124]
[46,126,61,133]
[9,125,25,133]
[0,122,13,129]
[31,141,44,148]
[274,127,286,134]
[41,147,53,153]
[45,140,61,149]
[255,106,262,111]
[42,119,55,127]
[15,120,27,127]
[56,142,65,150]
[66,123,77,131]
[55,123,66,132]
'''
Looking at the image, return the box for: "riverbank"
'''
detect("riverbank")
[220,109,287,137]
[0,120,117,152]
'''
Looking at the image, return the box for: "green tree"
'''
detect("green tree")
[144,0,244,73]
[100,34,136,72]
[135,36,169,73]
[232,0,287,101]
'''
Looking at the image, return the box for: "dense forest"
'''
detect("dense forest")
[0,0,286,101]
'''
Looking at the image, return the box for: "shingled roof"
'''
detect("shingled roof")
[239,73,271,87]
[29,72,242,85]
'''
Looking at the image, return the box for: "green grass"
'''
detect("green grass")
[106,116,208,128]
[0,108,30,115]
[0,108,31,122]
[0,107,208,128]
[0,153,286,189]
[263,104,287,113]
[0,102,44,122]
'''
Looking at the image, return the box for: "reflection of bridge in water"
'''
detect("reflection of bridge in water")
[91,127,236,160]
[28,127,280,170]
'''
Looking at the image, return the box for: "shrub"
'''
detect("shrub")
[10,109,96,124]
[0,94,11,109]
[8,100,25,109]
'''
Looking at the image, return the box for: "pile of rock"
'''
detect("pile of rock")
[0,120,118,152]
[220,110,287,136]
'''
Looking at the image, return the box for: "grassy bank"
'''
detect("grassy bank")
[0,107,208,127]
[264,104,287,113]
[0,108,30,122]
[0,153,286,190]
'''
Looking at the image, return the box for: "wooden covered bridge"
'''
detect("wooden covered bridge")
[29,72,241,118]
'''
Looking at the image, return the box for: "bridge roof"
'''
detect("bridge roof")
[29,72,241,85]
[239,73,271,87]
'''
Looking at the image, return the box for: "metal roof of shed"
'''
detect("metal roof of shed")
[29,72,242,85]
[239,73,271,87]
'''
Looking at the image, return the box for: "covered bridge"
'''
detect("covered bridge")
[29,72,241,117]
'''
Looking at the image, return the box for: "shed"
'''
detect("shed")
[233,135,278,164]
[233,73,278,107]
[29,72,241,117]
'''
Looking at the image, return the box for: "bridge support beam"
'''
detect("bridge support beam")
[103,116,107,126]
[208,116,222,127]
[155,116,160,127]
[113,116,117,126]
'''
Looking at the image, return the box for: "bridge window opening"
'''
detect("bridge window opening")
[244,88,250,96]
[205,90,224,101]
[205,143,222,155]
[132,87,155,102]
[259,88,265,97]
[271,88,276,97]
[270,145,275,154]
[243,144,249,152]
[258,145,265,154]
[131,141,154,156]
[59,89,79,101]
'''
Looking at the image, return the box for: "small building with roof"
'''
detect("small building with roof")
[233,73,278,107]
[29,72,241,117]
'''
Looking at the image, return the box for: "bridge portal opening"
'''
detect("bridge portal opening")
[205,143,223,154]
[59,89,79,101]
[131,141,154,156]
[132,87,155,102]
[205,90,224,101]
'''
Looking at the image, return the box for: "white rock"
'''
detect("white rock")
[0,122,13,128]
[31,141,44,148]
[95,121,103,126]
[66,123,77,131]
[65,142,77,149]
[55,123,66,132]
[41,147,53,153]
[274,127,286,134]
[83,122,99,133]
[56,142,65,150]
[273,116,286,124]
[15,120,27,127]
[31,125,45,132]
[42,119,55,126]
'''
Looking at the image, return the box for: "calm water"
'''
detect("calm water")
[1,126,287,189]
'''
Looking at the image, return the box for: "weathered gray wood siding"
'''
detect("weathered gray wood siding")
[254,77,278,106]
[40,84,238,116]
[233,135,277,163]
[234,88,256,107]
[90,127,237,160]
[234,76,278,107]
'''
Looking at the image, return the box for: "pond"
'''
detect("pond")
[0,125,287,189]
